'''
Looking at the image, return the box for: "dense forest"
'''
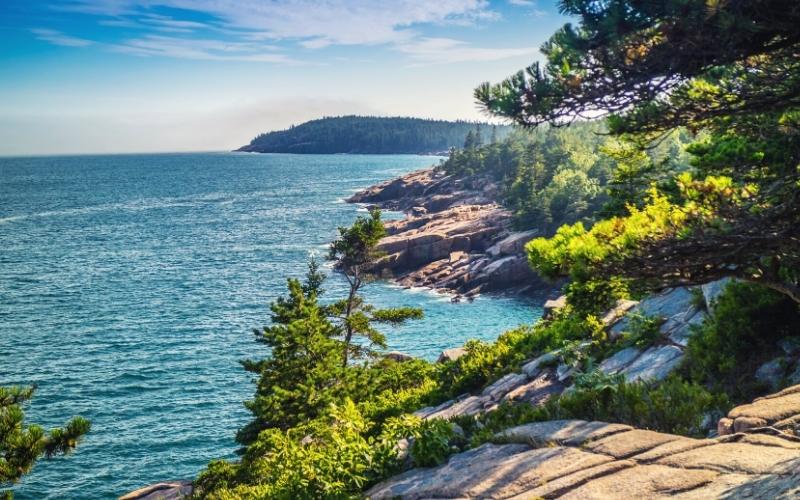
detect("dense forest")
[237,116,512,155]
[439,122,693,232]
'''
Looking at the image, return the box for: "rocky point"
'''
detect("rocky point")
[348,168,548,298]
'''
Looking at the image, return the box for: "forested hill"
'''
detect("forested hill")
[237,116,512,154]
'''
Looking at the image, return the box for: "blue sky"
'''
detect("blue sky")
[0,1,570,155]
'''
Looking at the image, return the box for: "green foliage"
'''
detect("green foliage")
[441,124,614,231]
[685,282,800,402]
[328,210,423,366]
[526,188,687,282]
[237,274,345,446]
[0,386,90,498]
[564,278,629,316]
[383,416,458,468]
[476,1,799,135]
[616,314,663,350]
[472,374,726,444]
[477,0,800,302]
[202,401,400,500]
[240,115,512,155]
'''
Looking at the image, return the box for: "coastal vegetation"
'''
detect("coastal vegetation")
[195,0,799,498]
[238,116,511,155]
[1,387,89,498]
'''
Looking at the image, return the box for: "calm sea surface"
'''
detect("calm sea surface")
[0,153,541,498]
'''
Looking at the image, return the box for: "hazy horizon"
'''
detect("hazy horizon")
[0,1,569,156]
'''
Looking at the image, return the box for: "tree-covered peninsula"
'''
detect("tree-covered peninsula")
[237,116,511,155]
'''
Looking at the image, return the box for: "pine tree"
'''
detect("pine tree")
[237,259,345,446]
[328,210,423,367]
[1,386,89,498]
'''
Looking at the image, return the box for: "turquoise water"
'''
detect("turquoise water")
[0,153,541,498]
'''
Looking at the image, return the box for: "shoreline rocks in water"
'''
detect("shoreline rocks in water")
[348,168,547,298]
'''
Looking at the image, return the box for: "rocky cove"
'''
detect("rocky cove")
[121,169,800,500]
[348,168,547,298]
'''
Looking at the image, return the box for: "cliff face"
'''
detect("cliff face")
[348,168,547,298]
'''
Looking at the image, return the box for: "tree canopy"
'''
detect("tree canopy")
[478,0,800,303]
[238,116,512,155]
[1,386,89,498]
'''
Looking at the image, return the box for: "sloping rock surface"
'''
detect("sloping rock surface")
[119,481,193,500]
[719,384,800,436]
[349,168,545,296]
[367,413,800,499]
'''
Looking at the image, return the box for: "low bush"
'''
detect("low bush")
[466,372,727,445]
[685,282,800,402]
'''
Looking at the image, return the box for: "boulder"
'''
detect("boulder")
[502,370,564,405]
[543,295,567,319]
[755,357,787,391]
[481,372,528,401]
[719,383,800,435]
[437,347,467,363]
[119,481,193,500]
[370,403,800,499]
[600,299,640,326]
[598,347,642,375]
[701,277,735,313]
[618,345,684,383]
[485,229,539,257]
[521,351,559,378]
[609,287,699,340]
[383,351,414,363]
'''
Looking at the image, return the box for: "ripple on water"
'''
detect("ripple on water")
[0,153,540,499]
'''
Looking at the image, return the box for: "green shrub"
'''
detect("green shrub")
[468,373,727,443]
[565,278,630,316]
[383,416,459,468]
[616,313,663,349]
[199,400,400,500]
[685,282,800,402]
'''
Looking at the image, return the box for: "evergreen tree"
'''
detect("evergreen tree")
[328,210,423,367]
[237,259,345,445]
[1,386,89,498]
[477,0,800,302]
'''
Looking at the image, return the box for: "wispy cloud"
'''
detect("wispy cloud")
[35,0,527,64]
[507,0,546,16]
[54,0,498,46]
[110,35,292,63]
[397,37,538,64]
[31,28,94,47]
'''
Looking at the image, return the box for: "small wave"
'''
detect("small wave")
[0,193,247,224]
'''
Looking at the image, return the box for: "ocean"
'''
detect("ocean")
[0,152,541,498]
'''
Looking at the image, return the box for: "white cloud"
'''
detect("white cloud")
[31,28,94,47]
[508,0,535,5]
[40,1,519,64]
[110,35,293,63]
[56,0,498,46]
[397,37,538,64]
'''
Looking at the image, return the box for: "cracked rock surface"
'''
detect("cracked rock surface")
[348,168,546,297]
[367,415,800,499]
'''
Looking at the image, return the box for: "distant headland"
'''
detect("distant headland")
[236,115,512,155]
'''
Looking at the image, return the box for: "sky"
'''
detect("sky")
[0,1,570,155]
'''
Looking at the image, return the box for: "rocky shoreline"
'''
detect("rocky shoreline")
[348,168,549,299]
